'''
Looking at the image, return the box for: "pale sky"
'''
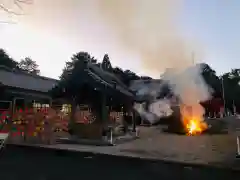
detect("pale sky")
[0,0,239,79]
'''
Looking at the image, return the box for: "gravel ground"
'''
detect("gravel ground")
[37,116,240,169]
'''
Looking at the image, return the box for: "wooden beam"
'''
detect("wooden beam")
[6,89,51,100]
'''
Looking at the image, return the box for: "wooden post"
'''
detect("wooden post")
[49,97,52,106]
[101,93,108,140]
[101,93,107,125]
[69,96,76,133]
[132,102,136,132]
[132,110,136,132]
[237,136,240,158]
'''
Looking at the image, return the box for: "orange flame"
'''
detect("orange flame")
[180,105,207,135]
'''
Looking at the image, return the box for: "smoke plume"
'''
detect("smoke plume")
[96,0,211,118]
[97,0,193,72]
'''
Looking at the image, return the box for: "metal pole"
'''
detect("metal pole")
[221,77,226,116]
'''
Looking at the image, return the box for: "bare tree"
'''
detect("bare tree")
[0,0,33,15]
[0,0,33,24]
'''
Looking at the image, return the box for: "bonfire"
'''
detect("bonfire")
[180,105,208,135]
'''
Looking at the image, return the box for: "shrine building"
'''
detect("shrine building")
[0,65,58,113]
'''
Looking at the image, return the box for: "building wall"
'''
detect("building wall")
[0,86,52,114]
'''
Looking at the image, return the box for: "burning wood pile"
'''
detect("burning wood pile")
[167,105,209,135]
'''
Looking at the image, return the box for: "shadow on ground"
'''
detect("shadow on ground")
[0,145,240,180]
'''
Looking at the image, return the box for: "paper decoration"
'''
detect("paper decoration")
[0,107,73,140]
[109,111,124,123]
[33,132,37,137]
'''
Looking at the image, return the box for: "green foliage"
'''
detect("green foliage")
[0,49,40,75]
[18,57,40,75]
[0,49,19,69]
[101,54,112,71]
[200,63,221,97]
[51,51,91,98]
[221,69,240,112]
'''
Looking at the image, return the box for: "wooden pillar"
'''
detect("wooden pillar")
[49,97,52,106]
[131,102,136,132]
[132,110,136,132]
[101,93,108,125]
[70,96,76,130]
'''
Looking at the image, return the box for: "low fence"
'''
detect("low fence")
[0,107,69,144]
[0,107,128,144]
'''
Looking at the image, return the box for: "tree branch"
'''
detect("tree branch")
[0,21,16,24]
[0,0,33,15]
[15,0,33,4]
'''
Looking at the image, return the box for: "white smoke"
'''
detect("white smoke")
[132,80,174,124]
[150,98,173,117]
[161,65,211,118]
[134,99,173,124]
[96,0,211,120]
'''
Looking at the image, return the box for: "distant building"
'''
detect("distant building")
[129,79,173,102]
[0,65,58,112]
[129,79,178,125]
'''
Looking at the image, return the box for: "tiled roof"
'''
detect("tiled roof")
[129,79,162,92]
[0,66,58,93]
[48,63,134,98]
[87,64,133,97]
[129,79,165,101]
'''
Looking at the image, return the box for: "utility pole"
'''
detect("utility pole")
[221,77,226,116]
[192,52,195,65]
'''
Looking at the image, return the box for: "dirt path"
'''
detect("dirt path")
[118,126,237,166]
